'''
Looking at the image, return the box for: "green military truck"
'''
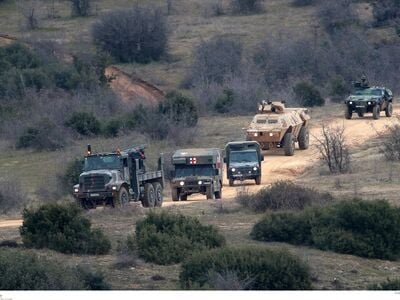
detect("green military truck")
[73,145,164,209]
[170,148,223,201]
[224,141,263,186]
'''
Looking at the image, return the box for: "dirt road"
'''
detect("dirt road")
[166,106,399,204]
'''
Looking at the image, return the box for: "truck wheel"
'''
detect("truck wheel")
[215,189,222,199]
[180,194,187,201]
[229,178,234,187]
[283,132,295,156]
[298,126,309,150]
[385,102,393,117]
[153,182,163,207]
[206,186,214,200]
[255,176,261,185]
[345,107,352,119]
[113,186,129,208]
[142,183,155,208]
[373,105,380,120]
[171,188,179,202]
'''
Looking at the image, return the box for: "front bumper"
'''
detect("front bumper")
[228,169,260,179]
[171,181,212,194]
[74,191,115,200]
[247,132,281,143]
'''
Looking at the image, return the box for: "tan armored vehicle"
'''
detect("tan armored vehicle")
[246,101,311,156]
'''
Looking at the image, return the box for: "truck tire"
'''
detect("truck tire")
[373,105,380,120]
[357,111,364,118]
[255,175,261,185]
[385,102,393,117]
[113,186,129,208]
[142,183,155,208]
[283,132,295,156]
[298,126,309,150]
[180,194,187,201]
[153,182,163,207]
[171,188,179,202]
[215,188,222,199]
[345,107,352,119]
[229,178,234,187]
[206,186,214,200]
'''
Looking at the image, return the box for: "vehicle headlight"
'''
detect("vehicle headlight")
[254,133,258,137]
[349,101,353,105]
[368,102,371,105]
[269,132,273,137]
[180,181,185,186]
[74,188,79,193]
[198,180,203,185]
[231,168,236,172]
[253,167,258,171]
[112,186,117,191]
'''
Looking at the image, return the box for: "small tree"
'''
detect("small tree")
[92,5,167,63]
[65,112,101,136]
[230,0,264,14]
[381,122,400,161]
[68,0,91,17]
[159,91,198,127]
[314,124,351,174]
[293,82,325,107]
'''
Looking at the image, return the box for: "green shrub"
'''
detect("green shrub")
[136,211,225,265]
[59,158,83,193]
[180,247,311,290]
[159,91,198,127]
[251,199,400,260]
[237,181,333,212]
[20,203,111,255]
[293,82,325,107]
[369,278,400,290]
[65,112,101,136]
[0,248,109,290]
[214,89,235,113]
[330,77,350,101]
[16,119,66,150]
[103,119,122,137]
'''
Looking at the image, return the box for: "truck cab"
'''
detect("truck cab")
[224,141,263,186]
[170,148,223,201]
[73,145,164,209]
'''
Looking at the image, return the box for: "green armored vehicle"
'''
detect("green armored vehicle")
[224,141,263,186]
[73,145,164,209]
[170,148,223,201]
[344,86,393,120]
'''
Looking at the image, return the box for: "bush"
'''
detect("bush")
[68,0,91,17]
[214,89,235,113]
[0,248,109,290]
[20,203,111,255]
[293,82,325,107]
[237,181,334,212]
[251,199,400,260]
[369,278,400,290]
[317,0,357,34]
[103,119,122,137]
[65,112,101,136]
[92,5,167,63]
[230,0,264,14]
[16,119,66,150]
[330,76,351,101]
[159,91,198,127]
[373,0,400,27]
[136,211,226,265]
[179,247,312,290]
[0,180,28,214]
[59,158,84,193]
[382,123,400,161]
[185,36,242,86]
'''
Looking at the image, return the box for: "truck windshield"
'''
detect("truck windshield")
[230,151,259,163]
[84,155,120,171]
[354,88,383,96]
[175,165,214,177]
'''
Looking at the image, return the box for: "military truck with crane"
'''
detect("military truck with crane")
[73,145,164,209]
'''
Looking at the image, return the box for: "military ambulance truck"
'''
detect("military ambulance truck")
[224,141,263,186]
[73,145,164,209]
[170,148,223,201]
